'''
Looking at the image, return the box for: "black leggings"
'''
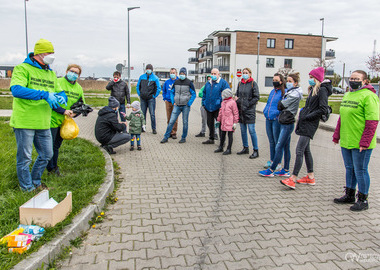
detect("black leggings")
[220,131,233,150]
[206,109,220,140]
[292,135,314,176]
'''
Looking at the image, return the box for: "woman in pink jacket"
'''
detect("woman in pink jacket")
[214,89,239,155]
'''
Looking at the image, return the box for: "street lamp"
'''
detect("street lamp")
[24,0,29,56]
[257,32,260,83]
[127,6,140,93]
[320,18,325,67]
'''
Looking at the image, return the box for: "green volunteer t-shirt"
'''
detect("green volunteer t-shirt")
[10,63,58,129]
[50,77,85,128]
[339,88,379,149]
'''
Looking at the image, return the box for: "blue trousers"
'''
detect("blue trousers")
[140,98,156,130]
[164,105,190,140]
[265,119,281,161]
[240,123,258,150]
[270,123,294,171]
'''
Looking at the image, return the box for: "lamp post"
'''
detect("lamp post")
[256,32,260,83]
[320,18,325,67]
[127,7,140,93]
[24,0,29,56]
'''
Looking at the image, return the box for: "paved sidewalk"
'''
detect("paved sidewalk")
[56,98,379,269]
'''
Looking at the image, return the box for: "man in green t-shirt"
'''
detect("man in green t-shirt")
[10,38,66,192]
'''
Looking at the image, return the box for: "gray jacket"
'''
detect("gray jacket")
[280,86,303,116]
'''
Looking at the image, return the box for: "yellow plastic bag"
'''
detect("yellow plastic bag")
[60,116,79,140]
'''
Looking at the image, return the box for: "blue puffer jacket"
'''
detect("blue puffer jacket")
[202,78,230,112]
[263,88,283,120]
[162,77,177,102]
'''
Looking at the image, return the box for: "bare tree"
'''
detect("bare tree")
[366,54,380,75]
[313,59,335,70]
[277,67,295,78]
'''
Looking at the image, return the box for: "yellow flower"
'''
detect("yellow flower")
[100,212,104,216]
[92,225,96,228]
[97,216,101,218]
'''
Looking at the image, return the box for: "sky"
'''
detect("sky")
[1,0,379,79]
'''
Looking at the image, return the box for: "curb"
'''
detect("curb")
[12,145,114,270]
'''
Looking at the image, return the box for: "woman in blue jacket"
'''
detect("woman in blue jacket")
[262,73,286,169]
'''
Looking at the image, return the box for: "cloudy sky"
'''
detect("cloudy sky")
[1,0,379,79]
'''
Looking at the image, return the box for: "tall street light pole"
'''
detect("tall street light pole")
[320,18,325,67]
[256,32,260,83]
[24,0,29,56]
[127,7,140,94]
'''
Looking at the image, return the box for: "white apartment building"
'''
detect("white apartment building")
[188,29,337,93]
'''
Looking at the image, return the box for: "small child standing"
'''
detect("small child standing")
[214,89,239,155]
[125,101,146,151]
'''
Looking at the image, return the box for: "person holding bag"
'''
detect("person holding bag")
[259,72,302,177]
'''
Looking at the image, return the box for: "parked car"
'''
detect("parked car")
[332,87,344,94]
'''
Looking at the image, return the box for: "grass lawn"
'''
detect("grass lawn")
[0,117,106,270]
[84,85,137,95]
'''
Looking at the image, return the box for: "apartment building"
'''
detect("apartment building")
[188,29,337,93]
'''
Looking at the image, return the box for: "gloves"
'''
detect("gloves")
[215,121,220,128]
[233,123,237,130]
[55,94,67,106]
[142,125,146,132]
[45,92,59,109]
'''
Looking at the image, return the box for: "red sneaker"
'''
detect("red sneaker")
[296,175,315,185]
[280,178,295,189]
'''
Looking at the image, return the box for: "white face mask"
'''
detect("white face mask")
[43,54,55,65]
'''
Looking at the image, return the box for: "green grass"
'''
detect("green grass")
[0,97,13,109]
[0,117,106,270]
[86,96,139,107]
[84,85,137,95]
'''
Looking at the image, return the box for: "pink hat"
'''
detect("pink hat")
[309,67,325,82]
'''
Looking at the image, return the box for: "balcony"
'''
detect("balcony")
[325,69,334,76]
[198,68,212,74]
[214,46,230,53]
[188,57,198,64]
[214,65,230,72]
[199,51,213,59]
[325,50,335,59]
[189,70,198,75]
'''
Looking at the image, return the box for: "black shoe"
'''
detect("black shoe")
[195,132,205,137]
[35,182,48,191]
[350,192,369,211]
[214,147,223,153]
[202,139,215,144]
[171,134,177,139]
[237,147,249,155]
[214,134,219,140]
[160,138,168,144]
[47,166,61,176]
[334,187,356,204]
[249,150,259,159]
[137,146,142,151]
[179,138,186,143]
[130,146,134,151]
[102,145,116,154]
[153,129,157,134]
[223,149,232,155]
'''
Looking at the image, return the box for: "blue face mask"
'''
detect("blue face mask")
[242,74,249,80]
[286,82,294,89]
[308,78,316,86]
[170,74,176,80]
[211,75,217,81]
[179,75,186,80]
[67,71,78,82]
[146,69,152,75]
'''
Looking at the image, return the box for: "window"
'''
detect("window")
[284,59,293,69]
[285,39,294,49]
[265,77,273,87]
[267,38,276,48]
[266,58,275,68]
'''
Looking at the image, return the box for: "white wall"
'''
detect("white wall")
[234,54,319,94]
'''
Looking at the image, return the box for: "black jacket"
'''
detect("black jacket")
[236,80,260,124]
[106,80,130,105]
[95,106,125,145]
[295,81,332,139]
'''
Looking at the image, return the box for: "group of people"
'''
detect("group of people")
[10,39,379,212]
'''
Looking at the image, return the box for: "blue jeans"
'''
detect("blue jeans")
[130,134,141,146]
[265,119,281,161]
[119,103,126,122]
[164,105,190,140]
[140,98,156,130]
[240,123,258,150]
[14,129,53,192]
[341,147,373,195]
[270,123,294,171]
[47,127,63,171]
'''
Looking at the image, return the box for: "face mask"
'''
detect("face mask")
[146,69,152,75]
[67,71,78,82]
[286,82,294,89]
[349,81,362,90]
[273,81,281,88]
[211,75,217,81]
[308,78,316,86]
[179,75,186,80]
[242,74,249,80]
[170,74,176,80]
[43,54,55,65]
[113,77,120,82]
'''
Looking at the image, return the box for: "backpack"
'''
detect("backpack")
[321,105,332,122]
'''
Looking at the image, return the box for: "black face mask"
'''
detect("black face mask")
[349,81,362,90]
[273,81,281,88]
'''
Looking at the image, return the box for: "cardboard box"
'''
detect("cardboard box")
[19,190,72,227]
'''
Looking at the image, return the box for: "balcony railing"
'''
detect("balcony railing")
[214,65,230,72]
[325,69,334,76]
[199,51,213,59]
[188,57,198,63]
[325,50,335,58]
[189,70,198,75]
[198,68,212,74]
[214,46,230,53]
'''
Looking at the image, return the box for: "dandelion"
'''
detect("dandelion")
[100,212,104,216]
[92,225,96,228]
